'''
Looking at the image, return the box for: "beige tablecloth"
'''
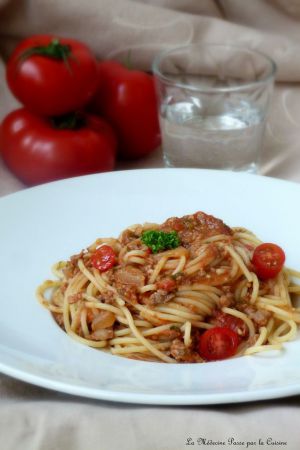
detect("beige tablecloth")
[0,1,300,449]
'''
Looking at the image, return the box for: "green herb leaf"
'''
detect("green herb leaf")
[141,230,180,253]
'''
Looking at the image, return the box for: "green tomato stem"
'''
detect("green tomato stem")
[18,39,73,72]
[51,112,86,130]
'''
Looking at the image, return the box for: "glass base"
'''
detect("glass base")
[163,154,258,174]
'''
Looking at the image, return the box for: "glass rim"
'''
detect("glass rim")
[152,43,277,93]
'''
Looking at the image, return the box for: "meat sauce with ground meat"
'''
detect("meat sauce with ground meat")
[60,211,280,363]
[114,212,234,296]
[161,211,232,248]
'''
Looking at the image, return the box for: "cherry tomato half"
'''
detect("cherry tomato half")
[91,245,116,272]
[252,243,285,280]
[198,327,240,361]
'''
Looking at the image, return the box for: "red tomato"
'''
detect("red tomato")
[252,243,285,280]
[91,60,161,159]
[213,311,248,338]
[198,327,240,361]
[6,35,98,116]
[0,108,116,186]
[91,245,116,272]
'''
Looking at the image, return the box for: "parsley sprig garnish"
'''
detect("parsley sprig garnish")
[141,230,180,253]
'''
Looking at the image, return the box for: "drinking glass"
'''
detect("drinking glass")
[152,44,276,172]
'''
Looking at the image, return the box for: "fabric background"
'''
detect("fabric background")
[0,1,300,449]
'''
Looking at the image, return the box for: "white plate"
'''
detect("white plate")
[0,168,300,405]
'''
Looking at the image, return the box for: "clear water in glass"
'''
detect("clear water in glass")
[160,97,265,173]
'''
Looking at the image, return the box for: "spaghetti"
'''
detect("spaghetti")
[37,211,300,363]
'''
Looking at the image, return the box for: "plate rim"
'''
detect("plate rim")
[1,167,300,204]
[1,360,299,405]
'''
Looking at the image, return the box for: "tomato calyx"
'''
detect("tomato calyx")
[51,112,86,130]
[19,38,71,61]
[18,39,74,73]
[122,50,133,71]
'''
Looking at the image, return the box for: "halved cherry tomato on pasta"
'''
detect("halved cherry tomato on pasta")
[91,245,116,272]
[251,243,285,280]
[198,327,240,361]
